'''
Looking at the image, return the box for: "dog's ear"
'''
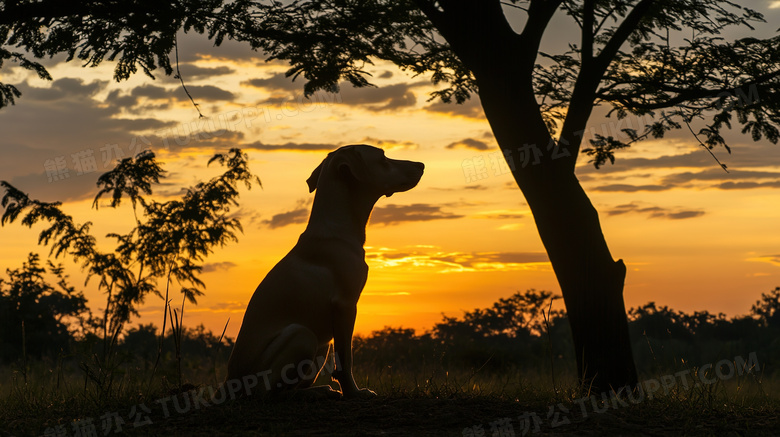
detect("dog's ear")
[306,161,323,193]
[335,146,366,183]
[307,146,366,192]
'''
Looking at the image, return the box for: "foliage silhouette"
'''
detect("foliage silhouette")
[0,284,776,398]
[0,253,93,363]
[2,0,779,391]
[0,149,260,369]
[353,288,778,378]
[752,286,780,329]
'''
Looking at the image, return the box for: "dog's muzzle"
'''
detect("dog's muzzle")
[387,161,424,197]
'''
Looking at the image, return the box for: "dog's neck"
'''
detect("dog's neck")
[303,181,380,247]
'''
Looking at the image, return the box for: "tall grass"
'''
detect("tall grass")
[1,308,778,437]
[1,343,777,436]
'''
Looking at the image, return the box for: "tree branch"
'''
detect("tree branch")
[560,1,583,29]
[521,0,564,61]
[556,0,657,169]
[594,3,624,35]
[582,0,595,65]
[413,0,523,74]
[411,0,450,36]
[593,0,656,73]
[682,114,730,172]
[173,35,204,118]
[598,69,780,111]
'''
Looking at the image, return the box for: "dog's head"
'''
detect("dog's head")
[307,145,424,197]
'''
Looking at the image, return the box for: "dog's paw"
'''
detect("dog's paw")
[320,386,345,400]
[343,387,377,400]
[279,385,343,401]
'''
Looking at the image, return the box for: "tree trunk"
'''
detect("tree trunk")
[521,171,638,394]
[412,0,639,393]
[476,70,639,393]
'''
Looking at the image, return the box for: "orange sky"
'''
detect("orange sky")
[1,3,780,339]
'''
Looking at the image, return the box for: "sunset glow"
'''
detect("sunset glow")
[2,5,780,342]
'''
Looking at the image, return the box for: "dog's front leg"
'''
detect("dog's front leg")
[331,301,376,399]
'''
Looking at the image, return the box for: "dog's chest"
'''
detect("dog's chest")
[334,258,368,302]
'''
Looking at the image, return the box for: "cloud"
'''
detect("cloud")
[473,210,527,220]
[131,84,172,100]
[148,128,246,153]
[580,153,780,191]
[105,89,143,109]
[590,184,673,192]
[366,247,549,273]
[261,199,312,229]
[22,77,106,100]
[129,83,235,102]
[228,208,264,228]
[336,82,421,112]
[174,31,266,63]
[244,141,337,152]
[432,252,548,266]
[0,78,175,201]
[446,138,493,151]
[662,168,780,185]
[577,151,713,175]
[181,301,247,314]
[103,83,236,113]
[0,143,66,182]
[167,63,235,80]
[748,255,780,266]
[5,170,102,203]
[578,138,780,176]
[369,204,464,225]
[181,85,236,101]
[606,204,663,216]
[431,184,490,191]
[357,137,418,151]
[715,181,780,189]
[605,202,705,220]
[666,210,706,219]
[244,74,422,112]
[424,96,485,119]
[202,261,238,273]
[263,208,309,229]
[242,73,302,93]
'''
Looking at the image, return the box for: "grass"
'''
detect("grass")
[1,309,777,436]
[1,352,778,437]
[2,314,778,436]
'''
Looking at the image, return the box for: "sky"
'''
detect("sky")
[1,1,779,339]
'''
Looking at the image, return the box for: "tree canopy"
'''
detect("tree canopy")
[2,1,778,167]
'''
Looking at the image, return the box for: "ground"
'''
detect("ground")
[17,395,775,437]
